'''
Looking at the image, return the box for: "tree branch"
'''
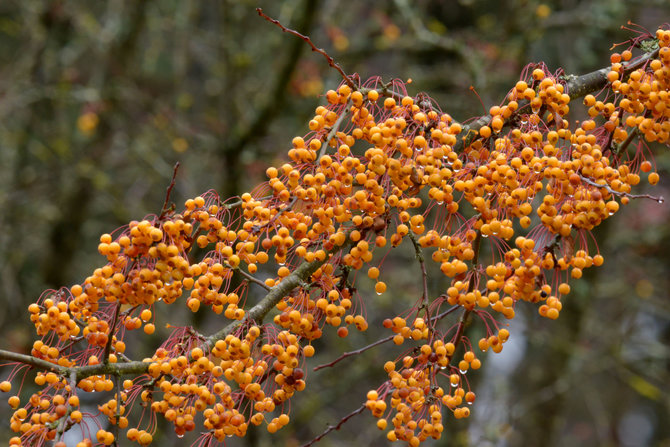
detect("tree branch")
[0,349,150,380]
[203,239,351,352]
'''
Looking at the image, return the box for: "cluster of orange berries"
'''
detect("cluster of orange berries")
[132,328,310,442]
[360,29,668,444]
[2,381,88,447]
[607,29,670,145]
[1,26,669,447]
[365,347,480,446]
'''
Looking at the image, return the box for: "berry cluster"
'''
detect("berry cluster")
[1,24,668,447]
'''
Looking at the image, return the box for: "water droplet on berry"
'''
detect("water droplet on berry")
[459,369,468,374]
[658,197,665,204]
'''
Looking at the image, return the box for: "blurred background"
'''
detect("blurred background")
[0,0,669,446]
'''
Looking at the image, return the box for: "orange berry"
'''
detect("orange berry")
[8,396,20,409]
[140,309,152,322]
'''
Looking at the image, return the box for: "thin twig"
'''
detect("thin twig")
[103,302,122,363]
[256,8,354,88]
[223,2,319,197]
[407,232,431,325]
[319,100,351,158]
[234,267,271,291]
[313,305,460,371]
[615,126,639,157]
[579,174,664,202]
[112,374,122,446]
[159,162,180,220]
[313,335,394,372]
[299,403,367,447]
[55,370,77,443]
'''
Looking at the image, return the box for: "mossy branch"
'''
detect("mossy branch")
[0,349,150,381]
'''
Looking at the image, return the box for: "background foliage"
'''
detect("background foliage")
[0,1,669,446]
